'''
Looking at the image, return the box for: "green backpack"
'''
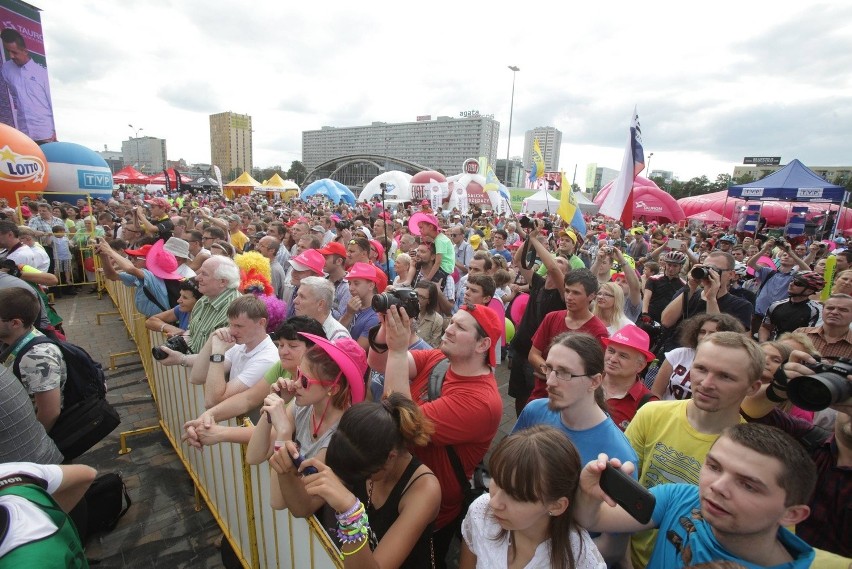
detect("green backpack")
[0,477,88,568]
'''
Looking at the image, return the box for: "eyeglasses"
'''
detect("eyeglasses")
[596,292,615,298]
[539,363,590,382]
[296,367,341,389]
[202,236,215,241]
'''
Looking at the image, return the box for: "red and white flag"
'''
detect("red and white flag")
[599,106,645,226]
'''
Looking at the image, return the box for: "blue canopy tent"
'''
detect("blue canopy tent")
[727,159,848,238]
[301,179,356,205]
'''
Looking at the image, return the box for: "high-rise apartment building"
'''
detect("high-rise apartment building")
[523,127,561,172]
[209,111,253,181]
[302,115,500,178]
[121,136,167,174]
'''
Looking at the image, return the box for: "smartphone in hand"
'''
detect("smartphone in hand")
[600,464,655,524]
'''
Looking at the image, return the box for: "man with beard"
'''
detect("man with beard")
[623,331,764,568]
[512,332,638,565]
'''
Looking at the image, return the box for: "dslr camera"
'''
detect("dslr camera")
[787,357,852,411]
[690,265,721,280]
[152,335,191,361]
[372,288,420,319]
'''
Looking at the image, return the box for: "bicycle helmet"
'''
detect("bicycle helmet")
[793,271,825,291]
[660,251,688,265]
[733,262,748,277]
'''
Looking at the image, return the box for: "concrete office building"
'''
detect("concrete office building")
[523,127,561,172]
[302,115,500,177]
[98,146,124,174]
[121,136,167,174]
[210,112,253,181]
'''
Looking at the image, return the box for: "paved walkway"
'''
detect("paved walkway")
[55,290,223,568]
[56,290,519,568]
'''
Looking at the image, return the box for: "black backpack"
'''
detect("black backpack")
[13,335,107,407]
[13,335,118,460]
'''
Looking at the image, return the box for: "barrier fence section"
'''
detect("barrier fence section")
[101,278,342,569]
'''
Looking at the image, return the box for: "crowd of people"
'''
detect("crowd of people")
[0,184,850,568]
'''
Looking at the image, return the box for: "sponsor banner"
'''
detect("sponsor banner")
[77,168,113,190]
[796,187,823,199]
[0,0,56,141]
[0,143,45,183]
[743,156,781,165]
[740,187,765,197]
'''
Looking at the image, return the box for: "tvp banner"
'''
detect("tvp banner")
[0,0,56,143]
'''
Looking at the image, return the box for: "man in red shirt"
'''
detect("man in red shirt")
[601,324,659,430]
[528,268,609,401]
[368,303,503,569]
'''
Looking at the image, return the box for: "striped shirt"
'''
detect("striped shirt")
[187,287,241,354]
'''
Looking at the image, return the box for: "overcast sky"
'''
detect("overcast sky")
[34,0,852,189]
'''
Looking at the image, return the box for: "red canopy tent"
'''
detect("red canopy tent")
[112,166,150,185]
[594,176,685,223]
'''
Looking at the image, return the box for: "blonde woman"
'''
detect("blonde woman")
[592,282,632,335]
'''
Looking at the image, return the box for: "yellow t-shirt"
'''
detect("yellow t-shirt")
[230,230,249,253]
[624,400,746,569]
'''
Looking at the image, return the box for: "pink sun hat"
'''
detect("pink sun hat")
[408,212,440,236]
[144,239,182,280]
[298,333,367,404]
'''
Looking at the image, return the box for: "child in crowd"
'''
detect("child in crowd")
[52,225,73,287]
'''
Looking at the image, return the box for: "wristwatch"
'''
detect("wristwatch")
[210,354,225,363]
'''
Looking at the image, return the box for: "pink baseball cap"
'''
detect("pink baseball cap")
[288,249,326,276]
[298,333,367,404]
[346,262,387,293]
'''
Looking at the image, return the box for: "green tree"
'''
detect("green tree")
[712,173,732,192]
[286,161,307,185]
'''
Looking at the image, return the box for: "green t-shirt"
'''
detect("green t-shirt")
[434,233,455,274]
[264,362,292,385]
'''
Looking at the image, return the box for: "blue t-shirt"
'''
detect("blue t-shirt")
[173,306,190,330]
[648,484,814,569]
[350,306,379,340]
[490,248,512,264]
[754,266,796,316]
[119,269,168,317]
[512,398,638,471]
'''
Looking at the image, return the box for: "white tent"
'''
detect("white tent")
[358,171,413,202]
[574,191,599,214]
[522,189,560,214]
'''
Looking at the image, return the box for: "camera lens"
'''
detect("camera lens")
[690,267,709,280]
[788,373,852,411]
[371,293,395,313]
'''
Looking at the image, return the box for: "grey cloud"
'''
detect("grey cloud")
[45,29,120,84]
[158,82,220,112]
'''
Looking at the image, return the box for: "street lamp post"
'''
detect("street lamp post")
[129,124,143,172]
[505,65,520,185]
[646,152,654,179]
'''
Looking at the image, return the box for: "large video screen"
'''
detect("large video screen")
[0,0,55,143]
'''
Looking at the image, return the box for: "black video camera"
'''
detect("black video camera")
[788,357,852,411]
[152,335,191,361]
[372,288,420,319]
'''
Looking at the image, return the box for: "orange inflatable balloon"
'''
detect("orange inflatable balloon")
[0,123,49,206]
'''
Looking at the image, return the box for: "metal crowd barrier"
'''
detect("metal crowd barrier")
[100,278,342,569]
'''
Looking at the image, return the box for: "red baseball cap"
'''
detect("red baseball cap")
[318,241,346,258]
[460,304,502,367]
[369,239,385,260]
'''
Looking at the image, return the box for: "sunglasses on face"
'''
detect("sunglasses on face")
[296,367,341,389]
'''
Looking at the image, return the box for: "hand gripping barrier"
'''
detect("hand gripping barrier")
[101,278,342,569]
